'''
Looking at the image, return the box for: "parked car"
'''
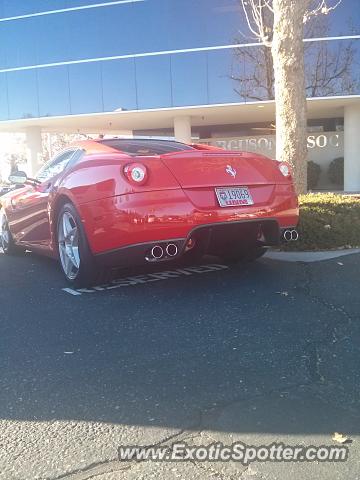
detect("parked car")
[0,139,299,287]
[0,185,14,196]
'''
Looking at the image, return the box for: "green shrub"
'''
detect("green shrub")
[307,161,321,190]
[282,193,360,251]
[328,157,344,187]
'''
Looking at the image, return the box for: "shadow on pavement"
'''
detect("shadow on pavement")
[0,249,360,436]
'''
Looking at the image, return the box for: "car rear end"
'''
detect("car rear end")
[69,140,299,267]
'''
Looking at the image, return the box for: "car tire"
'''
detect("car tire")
[0,209,21,255]
[221,246,267,265]
[57,203,100,288]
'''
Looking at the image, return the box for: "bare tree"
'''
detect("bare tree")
[305,23,358,97]
[231,44,275,101]
[3,153,27,176]
[41,132,92,163]
[232,4,275,100]
[232,15,357,101]
[239,0,342,193]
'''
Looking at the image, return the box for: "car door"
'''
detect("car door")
[9,149,78,250]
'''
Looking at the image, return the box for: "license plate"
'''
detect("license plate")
[215,187,254,207]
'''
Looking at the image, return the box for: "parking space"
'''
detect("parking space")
[0,251,360,479]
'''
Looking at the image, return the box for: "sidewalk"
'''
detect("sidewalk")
[265,248,360,263]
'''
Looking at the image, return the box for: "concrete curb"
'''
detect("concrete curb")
[265,248,360,263]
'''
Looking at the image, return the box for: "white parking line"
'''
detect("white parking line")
[62,264,229,296]
[62,288,83,296]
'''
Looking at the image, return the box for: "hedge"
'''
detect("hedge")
[328,157,344,187]
[307,161,321,190]
[281,193,360,251]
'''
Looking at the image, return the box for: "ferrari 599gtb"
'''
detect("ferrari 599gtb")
[0,139,299,287]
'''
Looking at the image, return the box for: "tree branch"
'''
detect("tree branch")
[304,0,342,23]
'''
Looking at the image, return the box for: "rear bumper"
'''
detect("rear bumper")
[79,186,299,257]
[95,219,296,268]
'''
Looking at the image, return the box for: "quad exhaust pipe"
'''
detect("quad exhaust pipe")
[282,229,299,242]
[151,245,164,259]
[147,243,179,261]
[166,243,178,257]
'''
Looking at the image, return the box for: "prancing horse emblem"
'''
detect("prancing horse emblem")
[226,165,237,178]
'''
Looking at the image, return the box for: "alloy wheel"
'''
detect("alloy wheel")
[58,211,81,280]
[0,213,10,251]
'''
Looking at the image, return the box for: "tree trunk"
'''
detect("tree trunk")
[271,0,308,194]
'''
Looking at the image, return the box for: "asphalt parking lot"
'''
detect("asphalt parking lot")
[1,250,360,480]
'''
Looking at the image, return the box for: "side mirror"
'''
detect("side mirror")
[9,171,28,185]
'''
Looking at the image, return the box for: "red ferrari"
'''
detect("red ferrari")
[0,139,299,287]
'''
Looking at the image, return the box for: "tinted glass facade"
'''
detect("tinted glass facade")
[0,0,359,121]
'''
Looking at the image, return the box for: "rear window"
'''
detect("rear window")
[99,139,195,156]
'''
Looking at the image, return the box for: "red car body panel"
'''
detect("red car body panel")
[1,140,299,264]
[77,184,298,255]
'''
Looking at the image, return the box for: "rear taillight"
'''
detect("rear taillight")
[124,163,148,185]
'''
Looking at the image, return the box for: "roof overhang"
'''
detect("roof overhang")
[0,96,359,134]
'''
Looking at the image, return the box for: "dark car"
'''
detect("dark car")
[0,185,13,197]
